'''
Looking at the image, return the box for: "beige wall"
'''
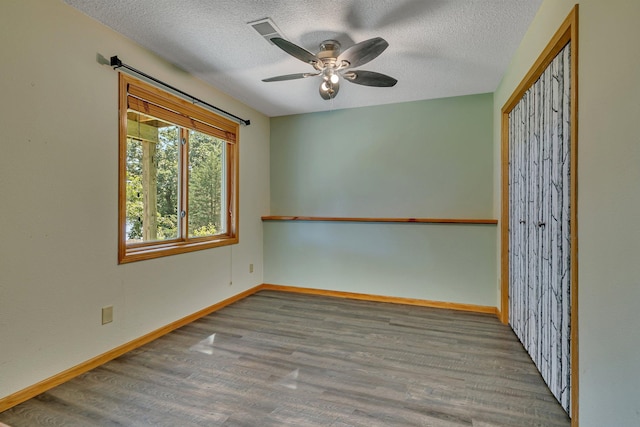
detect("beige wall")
[0,0,270,399]
[494,1,640,424]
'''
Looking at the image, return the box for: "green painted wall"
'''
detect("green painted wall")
[266,94,497,306]
[271,94,494,217]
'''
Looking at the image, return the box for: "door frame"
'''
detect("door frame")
[499,5,579,424]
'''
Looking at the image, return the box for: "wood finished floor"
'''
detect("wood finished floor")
[0,291,570,426]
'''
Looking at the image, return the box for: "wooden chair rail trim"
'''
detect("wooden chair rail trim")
[262,216,498,225]
[0,283,497,412]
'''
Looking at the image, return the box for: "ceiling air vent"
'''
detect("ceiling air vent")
[248,18,284,45]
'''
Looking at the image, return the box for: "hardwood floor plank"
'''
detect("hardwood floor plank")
[0,291,570,426]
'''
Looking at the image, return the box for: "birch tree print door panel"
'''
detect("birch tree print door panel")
[508,43,571,413]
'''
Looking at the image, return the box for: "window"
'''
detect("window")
[118,74,238,263]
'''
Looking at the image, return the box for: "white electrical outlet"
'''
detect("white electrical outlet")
[249,263,254,273]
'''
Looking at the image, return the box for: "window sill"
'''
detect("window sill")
[119,236,238,264]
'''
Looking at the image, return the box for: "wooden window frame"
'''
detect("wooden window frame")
[118,74,239,264]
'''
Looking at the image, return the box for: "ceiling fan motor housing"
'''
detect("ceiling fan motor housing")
[318,40,341,57]
[316,40,342,71]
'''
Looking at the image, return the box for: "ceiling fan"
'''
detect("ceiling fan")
[262,37,398,100]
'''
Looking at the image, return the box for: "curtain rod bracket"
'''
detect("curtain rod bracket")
[110,55,123,69]
[108,55,250,126]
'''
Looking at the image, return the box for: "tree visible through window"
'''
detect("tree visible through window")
[119,74,238,263]
[188,130,226,238]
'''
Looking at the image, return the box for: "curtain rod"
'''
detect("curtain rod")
[110,56,250,126]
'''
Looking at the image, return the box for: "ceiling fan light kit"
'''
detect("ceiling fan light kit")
[263,36,397,101]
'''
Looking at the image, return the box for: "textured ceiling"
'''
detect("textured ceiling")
[64,0,542,117]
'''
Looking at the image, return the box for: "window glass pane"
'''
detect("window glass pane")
[188,130,227,237]
[125,111,180,243]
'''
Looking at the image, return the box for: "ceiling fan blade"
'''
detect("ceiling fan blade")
[337,37,389,69]
[342,70,398,87]
[270,37,319,65]
[262,72,320,82]
[319,80,340,100]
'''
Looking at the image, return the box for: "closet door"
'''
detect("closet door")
[508,42,572,413]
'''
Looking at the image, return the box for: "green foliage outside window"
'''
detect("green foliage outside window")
[125,121,224,243]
